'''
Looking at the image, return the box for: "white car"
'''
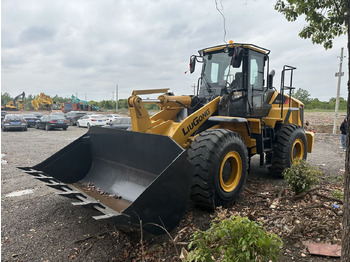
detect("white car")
[77,114,109,128]
[105,114,121,123]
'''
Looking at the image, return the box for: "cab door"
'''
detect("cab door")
[247,50,266,117]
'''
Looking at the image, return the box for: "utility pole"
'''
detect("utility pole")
[333,47,344,134]
[116,84,118,111]
[191,84,196,95]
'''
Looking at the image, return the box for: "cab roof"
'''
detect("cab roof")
[199,42,270,55]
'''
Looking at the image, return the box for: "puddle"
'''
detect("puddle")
[5,189,34,198]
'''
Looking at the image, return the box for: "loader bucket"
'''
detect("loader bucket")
[19,127,192,235]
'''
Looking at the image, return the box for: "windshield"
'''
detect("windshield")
[201,52,242,90]
[90,115,104,118]
[112,118,131,124]
[6,115,23,120]
[50,115,65,120]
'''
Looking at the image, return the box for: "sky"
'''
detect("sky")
[1,0,348,102]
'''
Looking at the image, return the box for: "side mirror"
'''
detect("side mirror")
[189,55,196,74]
[231,47,244,68]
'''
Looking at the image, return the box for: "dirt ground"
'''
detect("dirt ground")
[1,111,347,261]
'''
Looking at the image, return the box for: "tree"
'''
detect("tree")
[98,100,114,110]
[118,99,128,109]
[293,88,312,105]
[275,1,350,260]
[24,94,34,110]
[275,0,347,49]
[1,92,13,105]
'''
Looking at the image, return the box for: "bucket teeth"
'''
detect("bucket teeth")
[71,200,102,208]
[21,168,124,221]
[46,182,70,191]
[92,204,127,220]
[92,213,118,220]
[58,191,84,199]
[23,170,46,177]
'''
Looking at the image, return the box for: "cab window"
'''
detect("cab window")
[249,52,264,90]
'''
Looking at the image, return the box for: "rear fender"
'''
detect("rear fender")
[305,131,314,153]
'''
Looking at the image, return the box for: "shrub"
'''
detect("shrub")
[184,215,283,262]
[332,189,344,200]
[282,159,321,194]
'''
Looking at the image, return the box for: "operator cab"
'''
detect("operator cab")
[190,42,274,118]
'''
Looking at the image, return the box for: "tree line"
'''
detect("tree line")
[1,90,346,112]
[293,88,348,110]
[1,92,159,111]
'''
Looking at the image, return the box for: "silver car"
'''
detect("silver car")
[1,114,27,131]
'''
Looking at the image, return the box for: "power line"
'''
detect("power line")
[215,0,227,44]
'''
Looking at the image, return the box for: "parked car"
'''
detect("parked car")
[1,111,7,122]
[36,115,69,131]
[31,112,44,119]
[105,114,121,123]
[1,114,27,131]
[65,111,87,126]
[77,114,109,128]
[22,114,38,127]
[50,112,65,117]
[108,117,131,130]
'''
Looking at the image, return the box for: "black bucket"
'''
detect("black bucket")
[19,127,192,235]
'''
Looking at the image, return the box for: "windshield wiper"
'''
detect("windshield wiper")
[202,73,213,93]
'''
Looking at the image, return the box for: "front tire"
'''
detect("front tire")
[188,129,248,209]
[268,124,307,177]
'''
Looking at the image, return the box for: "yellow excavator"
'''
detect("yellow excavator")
[20,42,314,235]
[31,93,53,110]
[1,92,25,110]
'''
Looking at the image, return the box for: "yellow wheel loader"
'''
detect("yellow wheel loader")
[31,92,53,111]
[1,92,25,111]
[19,42,314,235]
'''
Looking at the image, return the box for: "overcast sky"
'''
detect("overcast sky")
[1,0,348,102]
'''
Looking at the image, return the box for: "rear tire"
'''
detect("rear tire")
[268,124,307,177]
[77,122,80,127]
[87,123,90,129]
[45,124,50,131]
[188,129,248,209]
[62,127,67,131]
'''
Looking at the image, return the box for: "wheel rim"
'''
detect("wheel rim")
[219,151,242,192]
[291,138,304,161]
